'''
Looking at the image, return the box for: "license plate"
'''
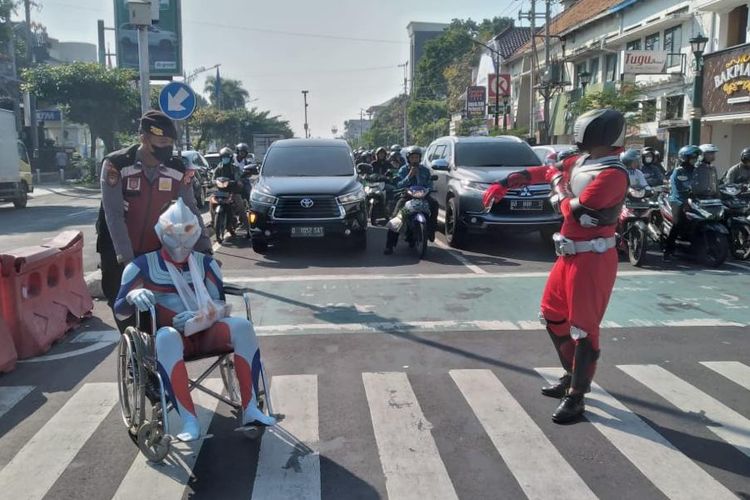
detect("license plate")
[510,200,544,211]
[291,226,325,238]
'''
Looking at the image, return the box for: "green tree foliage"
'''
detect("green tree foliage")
[204,75,249,110]
[191,107,293,150]
[361,95,408,148]
[408,99,450,145]
[22,62,139,157]
[568,84,648,126]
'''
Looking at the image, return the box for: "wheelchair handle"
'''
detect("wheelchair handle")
[135,304,158,335]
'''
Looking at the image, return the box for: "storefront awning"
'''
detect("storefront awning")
[702,113,750,122]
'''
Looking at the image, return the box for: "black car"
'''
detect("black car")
[424,136,562,247]
[248,139,367,253]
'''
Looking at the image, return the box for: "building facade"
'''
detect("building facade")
[407,22,449,93]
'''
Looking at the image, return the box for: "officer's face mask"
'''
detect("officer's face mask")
[155,198,202,263]
[148,137,174,164]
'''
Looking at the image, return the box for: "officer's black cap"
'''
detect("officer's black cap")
[140,110,178,140]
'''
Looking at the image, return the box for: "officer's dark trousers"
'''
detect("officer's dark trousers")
[98,243,135,333]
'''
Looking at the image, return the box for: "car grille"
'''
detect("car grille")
[491,185,553,216]
[273,196,341,219]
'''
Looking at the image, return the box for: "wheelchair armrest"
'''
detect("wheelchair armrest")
[223,282,251,296]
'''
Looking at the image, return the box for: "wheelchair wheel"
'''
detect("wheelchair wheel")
[137,421,171,463]
[219,356,241,406]
[117,330,146,440]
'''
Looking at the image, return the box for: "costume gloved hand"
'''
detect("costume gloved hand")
[126,289,155,312]
[173,310,197,333]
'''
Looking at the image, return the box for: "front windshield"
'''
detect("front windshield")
[262,146,354,177]
[456,142,541,167]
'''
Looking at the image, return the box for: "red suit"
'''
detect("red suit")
[484,153,628,396]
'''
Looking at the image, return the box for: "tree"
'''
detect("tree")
[22,62,139,157]
[568,84,649,128]
[408,99,450,145]
[204,75,249,110]
[361,95,408,148]
[191,107,293,150]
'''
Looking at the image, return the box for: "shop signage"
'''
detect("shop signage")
[623,51,669,74]
[466,86,487,119]
[703,43,750,116]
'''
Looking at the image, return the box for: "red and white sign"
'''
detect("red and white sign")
[488,74,511,99]
[623,51,669,74]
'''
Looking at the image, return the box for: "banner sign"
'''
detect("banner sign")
[488,73,511,100]
[623,51,668,74]
[466,86,487,118]
[703,43,750,116]
[114,0,183,77]
[36,109,62,122]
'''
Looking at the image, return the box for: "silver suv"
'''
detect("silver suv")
[424,136,561,247]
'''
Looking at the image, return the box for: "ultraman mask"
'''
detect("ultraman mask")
[154,198,201,263]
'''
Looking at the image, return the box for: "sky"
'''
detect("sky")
[20,0,527,138]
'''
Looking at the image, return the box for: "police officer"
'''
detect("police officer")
[722,147,750,185]
[664,145,701,261]
[97,110,211,330]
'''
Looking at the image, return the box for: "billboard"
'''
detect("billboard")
[623,51,668,74]
[114,0,183,78]
[703,42,750,116]
[466,86,487,119]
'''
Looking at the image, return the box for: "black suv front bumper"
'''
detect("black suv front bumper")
[249,199,367,242]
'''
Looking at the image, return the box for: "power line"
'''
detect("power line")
[238,65,402,79]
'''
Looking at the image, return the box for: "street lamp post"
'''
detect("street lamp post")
[302,90,309,138]
[472,39,501,130]
[579,70,591,93]
[689,34,709,146]
[502,95,509,132]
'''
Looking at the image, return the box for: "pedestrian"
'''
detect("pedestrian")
[483,109,629,423]
[96,110,212,332]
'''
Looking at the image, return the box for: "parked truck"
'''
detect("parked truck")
[252,134,284,162]
[0,109,33,209]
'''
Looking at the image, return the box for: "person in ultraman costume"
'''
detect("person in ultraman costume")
[114,199,276,441]
[483,109,629,423]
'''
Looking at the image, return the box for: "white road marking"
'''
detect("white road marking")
[700,361,750,392]
[71,329,120,343]
[536,368,736,500]
[0,383,118,500]
[113,378,224,499]
[725,261,750,272]
[619,364,750,458]
[18,330,119,363]
[65,208,96,217]
[363,372,458,500]
[212,242,221,253]
[427,238,489,274]
[659,319,745,327]
[452,369,595,500]
[0,386,34,419]
[252,375,320,500]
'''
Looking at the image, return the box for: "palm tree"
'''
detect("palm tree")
[204,76,250,110]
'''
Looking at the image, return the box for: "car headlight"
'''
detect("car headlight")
[461,180,493,192]
[338,187,366,204]
[250,190,277,206]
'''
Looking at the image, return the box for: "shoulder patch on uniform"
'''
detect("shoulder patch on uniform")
[103,160,120,187]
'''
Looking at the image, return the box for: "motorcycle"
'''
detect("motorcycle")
[719,183,750,260]
[648,191,729,267]
[400,185,432,259]
[616,186,654,267]
[210,177,238,244]
[364,173,389,225]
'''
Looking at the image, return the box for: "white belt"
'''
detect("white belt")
[553,233,616,256]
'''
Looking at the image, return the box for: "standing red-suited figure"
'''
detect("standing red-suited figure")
[483,109,629,423]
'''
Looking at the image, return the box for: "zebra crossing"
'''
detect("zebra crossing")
[0,361,747,499]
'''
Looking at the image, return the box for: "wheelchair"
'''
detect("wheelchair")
[116,285,273,463]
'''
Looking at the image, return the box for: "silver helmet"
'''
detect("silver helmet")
[154,198,202,263]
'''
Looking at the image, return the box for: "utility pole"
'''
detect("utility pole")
[302,90,309,138]
[519,0,547,144]
[542,0,552,144]
[137,24,150,113]
[359,108,364,145]
[97,20,106,66]
[24,0,38,159]
[399,61,408,144]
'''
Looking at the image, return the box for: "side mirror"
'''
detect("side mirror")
[431,158,450,171]
[357,163,372,175]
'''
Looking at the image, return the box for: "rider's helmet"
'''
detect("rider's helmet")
[219,147,233,158]
[375,146,387,159]
[678,145,701,164]
[642,147,655,164]
[388,151,402,163]
[405,145,423,164]
[573,109,625,152]
[236,143,250,157]
[557,147,578,162]
[390,144,402,153]
[699,144,719,154]
[741,147,750,163]
[154,198,201,263]
[620,148,641,168]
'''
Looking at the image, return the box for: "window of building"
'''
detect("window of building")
[641,99,657,122]
[589,57,600,84]
[605,53,618,82]
[645,32,660,51]
[626,39,641,50]
[665,95,684,120]
[727,5,748,47]
[575,62,588,87]
[663,25,682,67]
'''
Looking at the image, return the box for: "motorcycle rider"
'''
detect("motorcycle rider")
[235,142,255,202]
[383,146,439,254]
[621,148,648,189]
[722,147,750,185]
[697,144,721,197]
[371,147,393,176]
[664,145,701,261]
[641,147,666,187]
[212,147,250,238]
[482,109,629,423]
[391,144,406,166]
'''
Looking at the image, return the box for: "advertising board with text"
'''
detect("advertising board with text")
[703,42,750,116]
[466,86,487,119]
[622,51,668,74]
[114,0,183,77]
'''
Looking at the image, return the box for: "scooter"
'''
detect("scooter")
[616,186,654,266]
[401,185,432,260]
[648,191,729,267]
[210,177,237,244]
[719,183,750,260]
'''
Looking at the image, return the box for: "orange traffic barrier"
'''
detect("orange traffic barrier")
[0,231,93,360]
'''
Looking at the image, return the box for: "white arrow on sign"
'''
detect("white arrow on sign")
[167,87,190,112]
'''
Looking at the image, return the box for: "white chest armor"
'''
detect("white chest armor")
[569,155,627,196]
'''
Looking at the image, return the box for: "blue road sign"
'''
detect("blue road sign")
[159,82,197,121]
